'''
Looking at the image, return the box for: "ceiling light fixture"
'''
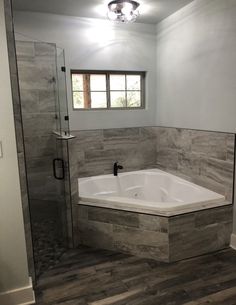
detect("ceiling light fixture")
[107,0,140,23]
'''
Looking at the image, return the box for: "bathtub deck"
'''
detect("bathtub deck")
[35,246,236,305]
[77,205,233,262]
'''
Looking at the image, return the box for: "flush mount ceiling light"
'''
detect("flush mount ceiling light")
[107,0,140,23]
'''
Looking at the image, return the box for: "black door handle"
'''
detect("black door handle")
[53,158,65,180]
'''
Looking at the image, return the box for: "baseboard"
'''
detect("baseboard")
[0,277,35,305]
[230,233,236,250]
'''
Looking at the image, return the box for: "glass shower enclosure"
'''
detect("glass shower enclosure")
[55,47,70,136]
[15,40,73,280]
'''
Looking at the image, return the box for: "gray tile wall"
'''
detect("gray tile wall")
[78,204,233,262]
[15,41,75,261]
[15,41,75,252]
[68,127,157,178]
[68,127,157,247]
[69,126,234,203]
[169,205,233,261]
[155,127,235,201]
[78,205,169,262]
[61,139,78,247]
[16,41,58,201]
[70,126,235,252]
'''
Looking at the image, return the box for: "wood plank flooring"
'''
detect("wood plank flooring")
[35,246,236,305]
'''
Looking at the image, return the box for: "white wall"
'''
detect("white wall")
[13,11,157,131]
[156,0,236,133]
[0,0,34,302]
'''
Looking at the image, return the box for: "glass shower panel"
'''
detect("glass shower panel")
[56,47,70,136]
[15,40,73,280]
[54,46,74,247]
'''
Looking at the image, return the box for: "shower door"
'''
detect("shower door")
[54,47,74,248]
[15,41,73,279]
[55,47,70,136]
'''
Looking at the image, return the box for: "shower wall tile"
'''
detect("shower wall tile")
[20,90,39,113]
[60,139,77,248]
[16,41,58,202]
[17,64,56,91]
[38,90,56,113]
[24,135,55,158]
[34,42,56,57]
[22,113,57,137]
[67,138,84,247]
[20,89,56,114]
[155,127,235,202]
[15,41,35,60]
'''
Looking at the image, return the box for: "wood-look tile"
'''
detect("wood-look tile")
[35,246,236,305]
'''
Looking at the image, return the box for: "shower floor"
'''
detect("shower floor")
[31,200,66,278]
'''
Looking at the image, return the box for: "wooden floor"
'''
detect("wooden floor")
[36,246,236,305]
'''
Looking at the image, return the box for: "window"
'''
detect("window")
[71,70,145,110]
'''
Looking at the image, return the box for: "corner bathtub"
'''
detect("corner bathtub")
[77,169,232,262]
[78,169,227,216]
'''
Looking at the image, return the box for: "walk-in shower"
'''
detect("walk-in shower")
[15,40,73,280]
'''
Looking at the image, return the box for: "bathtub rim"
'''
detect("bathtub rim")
[78,198,231,217]
[78,168,230,216]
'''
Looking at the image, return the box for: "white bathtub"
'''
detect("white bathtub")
[78,169,228,216]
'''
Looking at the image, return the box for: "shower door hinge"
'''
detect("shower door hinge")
[61,66,66,72]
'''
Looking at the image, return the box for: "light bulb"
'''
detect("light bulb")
[108,11,118,21]
[126,14,133,21]
[121,2,133,15]
[110,3,117,11]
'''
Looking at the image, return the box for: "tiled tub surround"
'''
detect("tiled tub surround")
[70,127,235,259]
[68,127,157,247]
[78,168,232,262]
[69,127,235,202]
[68,128,157,179]
[156,127,235,201]
[78,205,233,262]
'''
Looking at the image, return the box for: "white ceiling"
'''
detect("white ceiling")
[12,0,194,24]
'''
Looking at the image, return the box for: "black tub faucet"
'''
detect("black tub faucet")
[113,162,123,176]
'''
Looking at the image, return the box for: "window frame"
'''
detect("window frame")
[71,70,146,111]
